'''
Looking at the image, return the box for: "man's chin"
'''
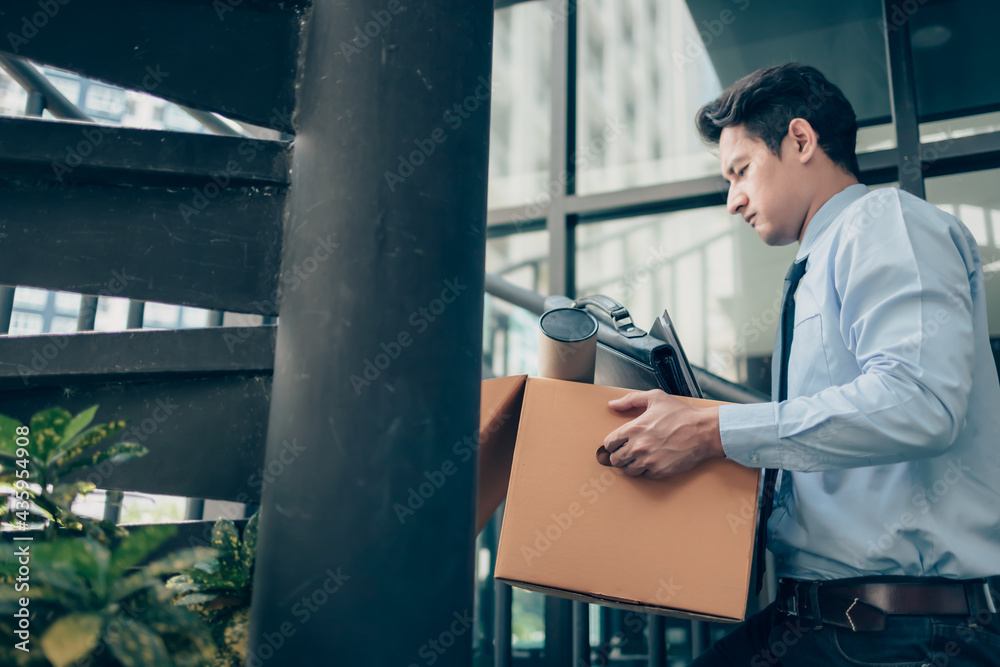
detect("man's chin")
[757,226,797,247]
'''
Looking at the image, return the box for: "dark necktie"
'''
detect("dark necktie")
[754,257,807,595]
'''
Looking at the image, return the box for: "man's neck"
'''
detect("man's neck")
[798,173,861,243]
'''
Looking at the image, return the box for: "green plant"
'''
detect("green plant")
[168,513,258,667]
[0,406,221,667]
[0,406,146,541]
[0,525,217,667]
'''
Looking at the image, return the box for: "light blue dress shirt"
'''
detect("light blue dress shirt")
[719,183,1000,581]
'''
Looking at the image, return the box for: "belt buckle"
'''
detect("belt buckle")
[781,580,800,617]
[844,597,862,632]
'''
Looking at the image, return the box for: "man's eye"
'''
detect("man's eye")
[738,166,747,178]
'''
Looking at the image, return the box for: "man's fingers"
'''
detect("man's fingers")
[608,390,655,412]
[623,463,647,478]
[603,426,629,452]
[607,445,630,468]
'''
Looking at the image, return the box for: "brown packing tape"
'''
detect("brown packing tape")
[490,377,761,622]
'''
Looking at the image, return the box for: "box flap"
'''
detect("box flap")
[476,375,527,534]
[495,377,760,621]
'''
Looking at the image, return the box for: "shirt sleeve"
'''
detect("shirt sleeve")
[720,190,978,471]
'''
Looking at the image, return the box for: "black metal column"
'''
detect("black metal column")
[76,296,98,331]
[573,601,591,665]
[0,287,13,335]
[547,0,578,297]
[102,298,145,525]
[247,1,493,663]
[646,615,665,667]
[882,0,924,198]
[126,300,145,330]
[495,581,512,666]
[102,491,123,523]
[545,2,579,660]
[495,506,513,667]
[545,596,574,666]
[183,309,225,523]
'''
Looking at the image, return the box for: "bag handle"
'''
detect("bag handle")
[573,295,646,338]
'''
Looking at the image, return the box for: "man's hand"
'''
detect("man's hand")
[603,390,725,480]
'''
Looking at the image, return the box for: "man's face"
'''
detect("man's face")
[719,124,810,246]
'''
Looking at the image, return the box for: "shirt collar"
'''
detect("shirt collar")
[797,183,870,260]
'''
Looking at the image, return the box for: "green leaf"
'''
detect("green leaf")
[174,592,222,607]
[166,573,236,600]
[181,566,232,591]
[47,420,129,474]
[105,619,171,667]
[29,408,73,461]
[240,512,258,580]
[211,520,242,585]
[40,613,104,667]
[109,571,160,603]
[31,536,110,601]
[143,547,217,579]
[58,441,147,481]
[0,415,25,456]
[108,524,177,580]
[222,607,250,661]
[45,405,99,467]
[211,520,240,558]
[49,481,98,513]
[140,604,218,666]
[31,564,92,607]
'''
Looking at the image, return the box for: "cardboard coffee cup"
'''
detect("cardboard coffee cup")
[537,307,598,383]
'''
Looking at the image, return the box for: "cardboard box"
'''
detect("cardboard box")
[478,375,761,622]
[475,374,526,534]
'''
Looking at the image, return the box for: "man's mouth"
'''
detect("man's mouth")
[746,214,756,227]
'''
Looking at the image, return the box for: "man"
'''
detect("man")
[602,63,1000,665]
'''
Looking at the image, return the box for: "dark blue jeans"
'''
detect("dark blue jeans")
[691,601,1000,666]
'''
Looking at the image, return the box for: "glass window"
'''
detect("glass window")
[85,84,128,118]
[575,207,797,384]
[488,0,552,209]
[49,316,77,334]
[920,110,1000,143]
[54,291,82,314]
[120,492,188,524]
[13,286,49,310]
[484,230,549,378]
[857,122,896,152]
[0,69,28,118]
[908,0,1000,121]
[9,311,44,336]
[576,0,890,195]
[161,103,210,133]
[142,302,182,328]
[925,168,1000,337]
[44,72,82,107]
[94,296,131,332]
[181,306,212,328]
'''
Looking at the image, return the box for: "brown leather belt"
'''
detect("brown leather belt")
[776,577,998,632]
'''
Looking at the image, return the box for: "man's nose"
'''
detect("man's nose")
[727,186,747,216]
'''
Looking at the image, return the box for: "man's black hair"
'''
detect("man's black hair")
[696,63,860,179]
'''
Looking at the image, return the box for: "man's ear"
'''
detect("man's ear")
[787,118,818,164]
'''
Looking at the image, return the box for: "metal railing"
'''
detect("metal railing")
[0,56,236,523]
